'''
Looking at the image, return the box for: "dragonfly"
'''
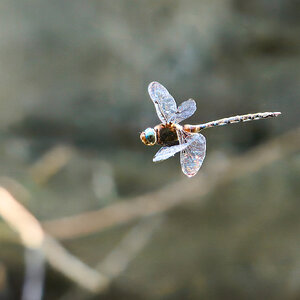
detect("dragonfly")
[140,81,281,177]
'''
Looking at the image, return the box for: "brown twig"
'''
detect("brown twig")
[42,127,300,240]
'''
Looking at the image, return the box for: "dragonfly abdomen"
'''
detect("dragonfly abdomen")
[183,112,281,133]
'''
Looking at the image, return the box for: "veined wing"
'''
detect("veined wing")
[173,99,196,123]
[148,82,177,123]
[178,131,206,177]
[153,142,192,162]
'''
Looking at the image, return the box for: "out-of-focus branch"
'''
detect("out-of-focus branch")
[61,216,164,299]
[42,127,300,240]
[29,145,73,185]
[98,216,164,278]
[0,188,44,248]
[43,235,109,292]
[0,188,109,292]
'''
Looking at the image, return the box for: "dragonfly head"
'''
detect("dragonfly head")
[140,127,157,146]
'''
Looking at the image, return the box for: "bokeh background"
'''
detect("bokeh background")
[0,1,299,299]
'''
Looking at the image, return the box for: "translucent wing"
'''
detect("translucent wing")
[148,82,177,123]
[178,131,206,177]
[153,142,192,162]
[174,99,196,123]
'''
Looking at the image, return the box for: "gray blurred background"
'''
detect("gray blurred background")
[0,0,299,299]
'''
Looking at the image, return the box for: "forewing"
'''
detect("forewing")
[174,99,196,123]
[148,81,177,123]
[153,142,191,162]
[178,132,206,177]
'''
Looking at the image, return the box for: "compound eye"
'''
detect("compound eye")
[140,128,156,146]
[145,128,154,142]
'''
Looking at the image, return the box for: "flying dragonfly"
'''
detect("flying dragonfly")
[140,81,281,177]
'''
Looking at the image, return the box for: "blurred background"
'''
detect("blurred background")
[0,0,299,299]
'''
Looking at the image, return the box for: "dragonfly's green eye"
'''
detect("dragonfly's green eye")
[140,127,156,146]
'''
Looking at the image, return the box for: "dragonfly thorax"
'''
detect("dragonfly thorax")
[154,123,179,146]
